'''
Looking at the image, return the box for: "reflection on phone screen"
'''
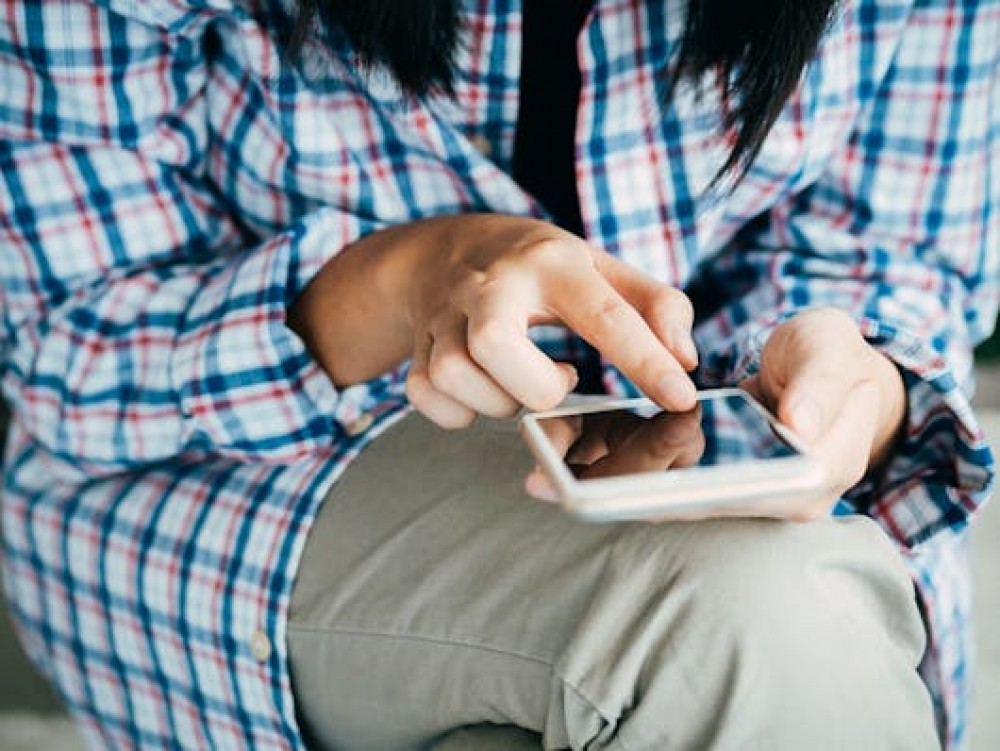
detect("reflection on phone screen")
[537,392,798,481]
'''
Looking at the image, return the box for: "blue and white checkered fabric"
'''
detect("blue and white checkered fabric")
[1,0,996,747]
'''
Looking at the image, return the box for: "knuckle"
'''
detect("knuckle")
[637,351,672,382]
[583,295,626,333]
[405,372,432,405]
[427,351,469,392]
[467,319,513,362]
[407,373,476,429]
[521,235,579,268]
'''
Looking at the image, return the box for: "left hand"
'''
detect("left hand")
[741,307,907,521]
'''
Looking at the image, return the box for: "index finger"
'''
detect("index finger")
[465,286,578,411]
[550,268,697,411]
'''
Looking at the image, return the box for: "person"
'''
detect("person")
[0,0,996,748]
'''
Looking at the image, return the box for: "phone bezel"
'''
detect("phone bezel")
[519,388,826,521]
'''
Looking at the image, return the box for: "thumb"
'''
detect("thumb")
[810,379,882,492]
[822,379,881,452]
[777,369,856,446]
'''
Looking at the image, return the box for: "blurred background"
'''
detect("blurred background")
[1,330,999,750]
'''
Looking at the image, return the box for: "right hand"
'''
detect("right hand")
[403,215,698,428]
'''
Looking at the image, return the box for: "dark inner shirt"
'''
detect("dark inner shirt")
[513,0,594,238]
[513,0,604,392]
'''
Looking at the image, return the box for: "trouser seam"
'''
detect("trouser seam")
[288,623,554,669]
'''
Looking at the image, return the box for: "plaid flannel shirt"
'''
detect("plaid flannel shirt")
[1,0,997,747]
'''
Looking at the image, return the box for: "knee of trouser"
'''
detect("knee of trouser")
[557,516,927,700]
[651,516,923,654]
[552,520,937,750]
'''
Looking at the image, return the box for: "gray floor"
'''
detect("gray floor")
[1,370,999,749]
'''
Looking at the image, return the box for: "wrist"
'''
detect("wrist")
[287,220,433,387]
[869,348,907,468]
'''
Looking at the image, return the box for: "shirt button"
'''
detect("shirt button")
[250,630,272,663]
[344,412,374,437]
[469,135,492,158]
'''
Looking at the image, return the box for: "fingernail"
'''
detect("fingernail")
[658,373,697,409]
[789,394,823,443]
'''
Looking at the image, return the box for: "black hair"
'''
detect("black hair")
[673,0,840,181]
[290,0,462,96]
[290,0,840,182]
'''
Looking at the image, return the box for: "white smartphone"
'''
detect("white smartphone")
[519,388,825,521]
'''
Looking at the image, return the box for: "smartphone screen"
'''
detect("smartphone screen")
[535,391,800,482]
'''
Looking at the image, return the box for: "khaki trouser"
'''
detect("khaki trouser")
[288,414,939,750]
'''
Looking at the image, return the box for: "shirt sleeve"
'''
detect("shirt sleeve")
[689,0,999,549]
[0,1,396,470]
